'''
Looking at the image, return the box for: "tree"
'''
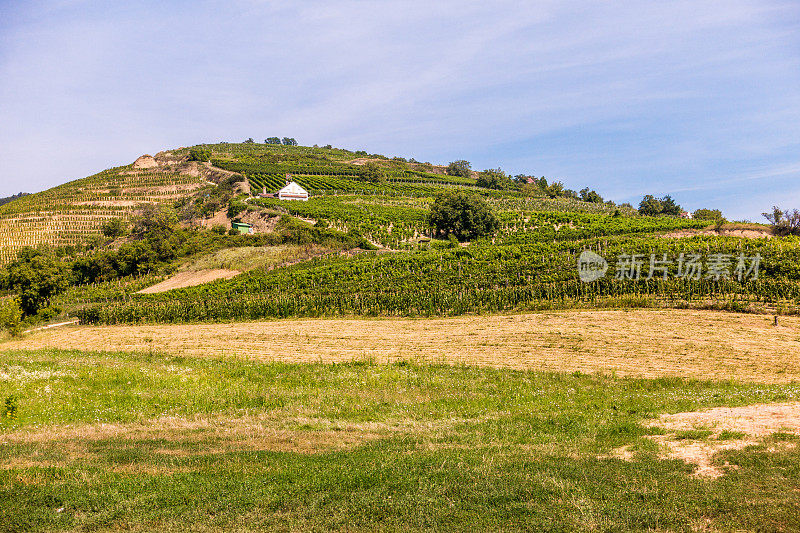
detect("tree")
[101,218,129,239]
[362,162,386,184]
[188,148,211,162]
[282,137,298,146]
[244,138,255,144]
[544,181,565,198]
[660,195,681,216]
[638,195,663,216]
[265,137,281,145]
[638,194,683,216]
[579,188,604,203]
[427,190,499,241]
[132,204,178,240]
[446,160,472,179]
[1,248,71,317]
[693,208,724,221]
[476,168,513,190]
[521,183,541,197]
[763,206,800,236]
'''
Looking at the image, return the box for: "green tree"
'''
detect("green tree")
[188,148,211,162]
[282,137,298,146]
[362,162,386,184]
[544,181,566,198]
[101,217,129,239]
[660,195,682,216]
[693,208,724,221]
[638,195,663,216]
[133,204,178,240]
[763,206,800,236]
[476,168,513,190]
[579,188,604,203]
[427,190,499,242]
[1,248,71,317]
[265,137,281,145]
[446,160,472,179]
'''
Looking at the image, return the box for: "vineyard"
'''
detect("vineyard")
[0,165,209,264]
[68,229,800,324]
[3,141,796,325]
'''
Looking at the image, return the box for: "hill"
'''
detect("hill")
[2,140,797,330]
[0,142,621,264]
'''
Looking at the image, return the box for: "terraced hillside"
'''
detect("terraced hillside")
[0,160,211,264]
[0,142,617,264]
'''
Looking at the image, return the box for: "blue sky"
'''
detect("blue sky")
[1,1,798,220]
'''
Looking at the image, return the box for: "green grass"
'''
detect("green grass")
[2,349,800,531]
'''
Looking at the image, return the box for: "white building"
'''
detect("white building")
[278,181,309,201]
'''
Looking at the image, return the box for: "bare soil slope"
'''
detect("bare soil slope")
[137,269,240,294]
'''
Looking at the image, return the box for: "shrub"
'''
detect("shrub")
[3,395,18,420]
[0,298,22,337]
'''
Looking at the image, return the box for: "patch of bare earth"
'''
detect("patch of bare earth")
[137,269,240,294]
[195,208,230,230]
[5,310,800,383]
[613,402,800,478]
[239,210,281,233]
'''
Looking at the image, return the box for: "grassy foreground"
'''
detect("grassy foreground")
[1,349,800,531]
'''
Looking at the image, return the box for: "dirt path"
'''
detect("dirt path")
[3,310,799,382]
[137,269,240,294]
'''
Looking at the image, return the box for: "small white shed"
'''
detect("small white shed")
[278,181,309,201]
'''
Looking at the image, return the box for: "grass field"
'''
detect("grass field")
[6,309,800,383]
[2,341,800,531]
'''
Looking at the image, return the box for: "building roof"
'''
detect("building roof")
[278,181,308,197]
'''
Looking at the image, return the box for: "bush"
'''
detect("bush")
[227,199,248,219]
[427,190,499,242]
[0,298,22,337]
[3,395,18,420]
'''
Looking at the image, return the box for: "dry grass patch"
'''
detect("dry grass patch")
[5,309,800,382]
[0,413,399,472]
[643,401,800,478]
